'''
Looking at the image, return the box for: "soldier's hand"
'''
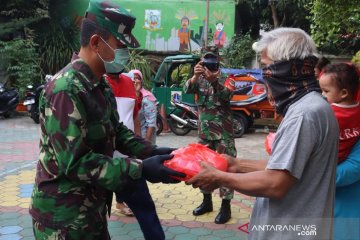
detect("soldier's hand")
[193,61,205,79]
[203,67,220,83]
[142,154,186,183]
[151,147,177,156]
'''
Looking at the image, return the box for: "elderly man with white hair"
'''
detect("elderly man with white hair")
[187,27,339,240]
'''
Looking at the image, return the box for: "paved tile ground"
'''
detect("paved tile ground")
[0,113,270,240]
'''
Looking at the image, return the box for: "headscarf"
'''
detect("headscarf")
[262,56,321,116]
[128,69,157,102]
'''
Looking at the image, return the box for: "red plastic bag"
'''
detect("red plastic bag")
[164,143,228,181]
[265,132,276,155]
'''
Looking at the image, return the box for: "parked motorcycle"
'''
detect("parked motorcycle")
[156,112,163,135]
[0,81,19,118]
[23,75,52,124]
[168,101,199,136]
[168,100,244,137]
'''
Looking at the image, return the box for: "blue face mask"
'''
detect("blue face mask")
[98,37,130,74]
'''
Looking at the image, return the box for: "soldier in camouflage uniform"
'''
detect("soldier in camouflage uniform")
[184,47,237,224]
[29,1,184,239]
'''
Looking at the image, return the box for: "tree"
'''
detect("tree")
[310,0,360,55]
[237,0,312,33]
[223,34,255,68]
[0,39,42,98]
[0,0,49,39]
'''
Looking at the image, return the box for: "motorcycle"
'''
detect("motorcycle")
[156,112,163,136]
[168,100,244,137]
[168,101,199,136]
[23,75,52,124]
[0,81,19,118]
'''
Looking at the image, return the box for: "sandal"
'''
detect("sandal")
[116,202,134,216]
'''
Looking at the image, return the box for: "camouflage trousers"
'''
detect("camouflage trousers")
[32,220,110,240]
[198,138,237,200]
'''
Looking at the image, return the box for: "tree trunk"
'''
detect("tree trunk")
[280,12,287,27]
[270,3,280,28]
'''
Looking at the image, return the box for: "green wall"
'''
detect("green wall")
[67,0,235,51]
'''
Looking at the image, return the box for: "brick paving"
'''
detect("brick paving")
[0,114,269,240]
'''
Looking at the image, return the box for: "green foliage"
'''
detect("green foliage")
[35,20,80,74]
[0,39,42,98]
[171,64,191,87]
[352,51,360,68]
[0,0,48,18]
[239,0,311,31]
[222,33,255,68]
[0,0,49,38]
[310,0,360,55]
[126,50,154,90]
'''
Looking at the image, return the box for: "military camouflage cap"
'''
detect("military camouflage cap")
[85,0,140,48]
[202,45,219,58]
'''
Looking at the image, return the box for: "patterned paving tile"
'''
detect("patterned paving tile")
[0,116,262,239]
[0,234,22,240]
[0,226,23,234]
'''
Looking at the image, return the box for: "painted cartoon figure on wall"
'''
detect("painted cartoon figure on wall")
[211,10,229,49]
[144,10,161,31]
[213,21,226,49]
[178,16,191,52]
[176,9,198,52]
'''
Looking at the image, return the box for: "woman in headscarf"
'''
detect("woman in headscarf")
[129,69,158,144]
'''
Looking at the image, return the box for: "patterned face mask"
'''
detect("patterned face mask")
[97,36,129,74]
[262,56,321,115]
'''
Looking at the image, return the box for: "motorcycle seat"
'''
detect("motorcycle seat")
[0,90,18,101]
[179,101,198,108]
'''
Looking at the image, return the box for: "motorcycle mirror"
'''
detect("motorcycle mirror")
[45,75,53,82]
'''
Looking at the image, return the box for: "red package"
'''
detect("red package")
[164,143,228,181]
[265,132,276,155]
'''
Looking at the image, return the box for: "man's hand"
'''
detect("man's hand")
[193,61,205,79]
[203,67,220,83]
[142,154,185,183]
[151,147,176,156]
[189,61,205,84]
[185,161,222,191]
[222,154,239,173]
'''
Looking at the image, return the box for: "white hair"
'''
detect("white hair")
[253,27,317,61]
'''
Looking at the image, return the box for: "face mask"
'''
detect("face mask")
[98,37,130,74]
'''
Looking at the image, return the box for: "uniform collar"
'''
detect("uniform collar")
[71,53,103,90]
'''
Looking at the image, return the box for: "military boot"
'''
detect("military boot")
[214,199,231,224]
[193,194,213,216]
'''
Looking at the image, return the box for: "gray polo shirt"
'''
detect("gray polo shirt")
[249,92,338,240]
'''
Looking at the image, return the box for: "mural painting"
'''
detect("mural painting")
[63,0,236,52]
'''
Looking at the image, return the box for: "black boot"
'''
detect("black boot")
[193,194,213,216]
[215,199,231,224]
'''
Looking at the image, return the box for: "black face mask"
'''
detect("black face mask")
[262,56,321,116]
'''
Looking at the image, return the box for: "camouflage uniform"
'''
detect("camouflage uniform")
[29,54,154,239]
[184,75,236,199]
